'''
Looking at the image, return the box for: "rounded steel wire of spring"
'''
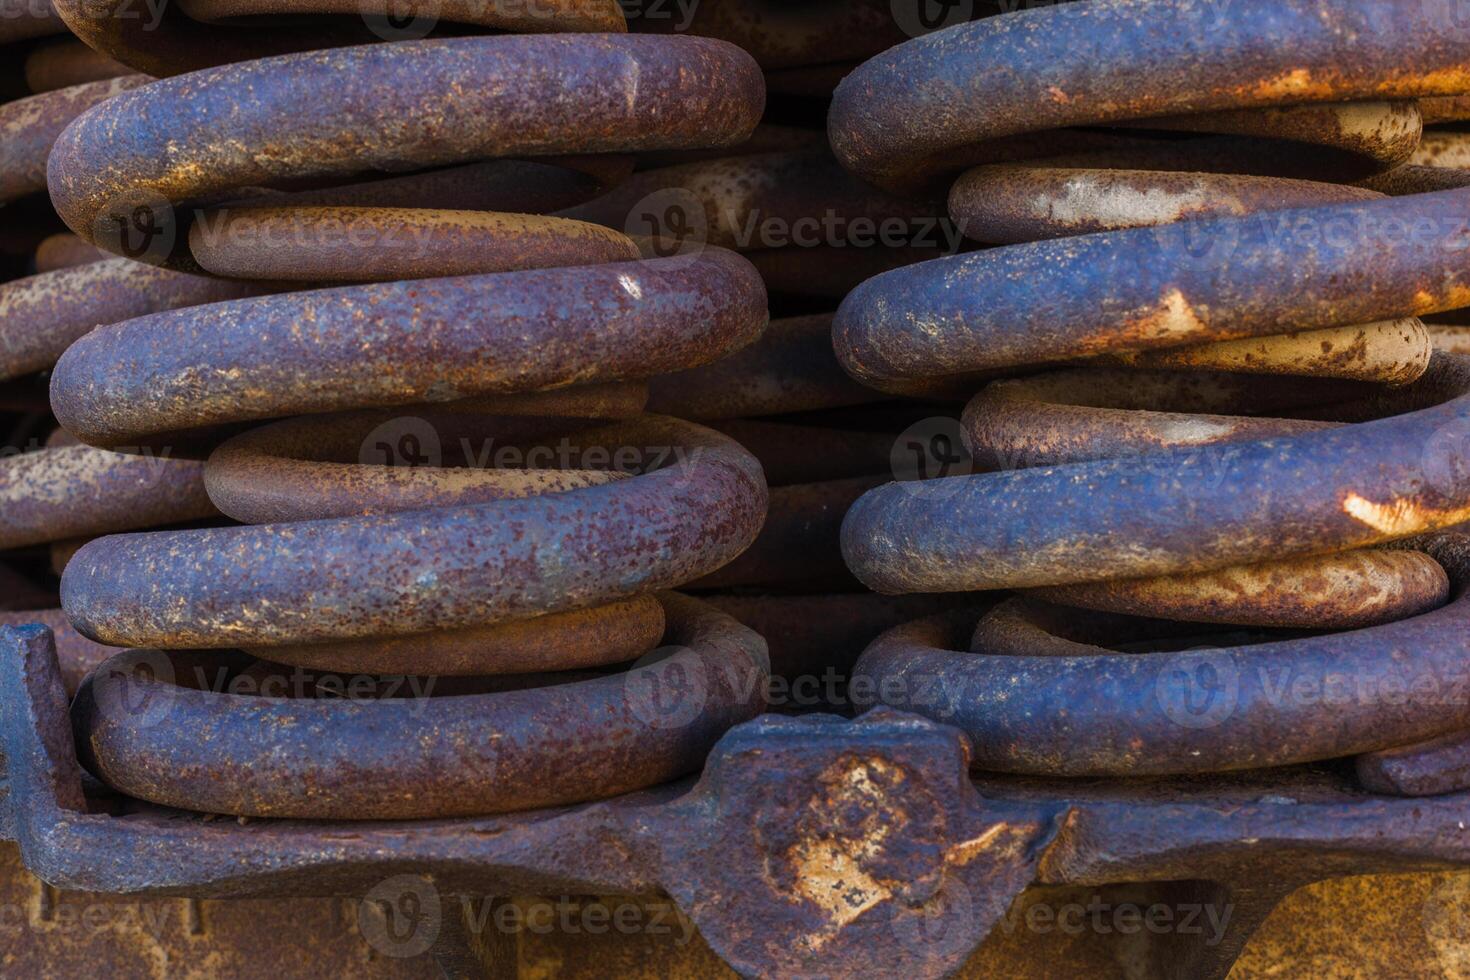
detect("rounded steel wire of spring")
[53,0,624,77]
[65,400,773,819]
[832,0,1470,788]
[72,592,769,820]
[49,33,777,820]
[0,74,231,557]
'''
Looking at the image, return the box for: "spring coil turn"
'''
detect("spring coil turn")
[837,0,1470,787]
[51,31,777,820]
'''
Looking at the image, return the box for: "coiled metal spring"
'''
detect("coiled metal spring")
[48,31,777,819]
[835,0,1470,788]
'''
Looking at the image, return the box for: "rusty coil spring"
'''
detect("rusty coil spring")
[835,0,1470,785]
[52,0,625,78]
[47,33,778,818]
[71,592,767,820]
[0,74,233,555]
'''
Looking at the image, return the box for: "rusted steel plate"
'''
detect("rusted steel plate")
[52,0,623,78]
[62,417,766,648]
[0,439,218,551]
[47,36,764,269]
[0,609,114,694]
[842,353,1470,593]
[1030,549,1449,629]
[849,539,1470,776]
[50,248,767,448]
[0,75,147,205]
[648,314,879,420]
[834,189,1470,393]
[0,258,268,381]
[22,38,130,92]
[0,842,432,979]
[72,593,768,819]
[203,386,648,523]
[830,0,1470,192]
[189,206,640,282]
[18,605,1470,980]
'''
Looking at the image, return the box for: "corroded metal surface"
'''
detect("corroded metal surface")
[949,166,1382,243]
[62,417,767,648]
[844,353,1470,593]
[47,36,765,270]
[202,386,648,522]
[0,257,268,381]
[51,249,767,447]
[71,593,769,820]
[1030,548,1449,629]
[10,621,1470,980]
[834,188,1470,393]
[0,75,146,205]
[848,544,1470,776]
[52,0,624,77]
[189,206,640,282]
[0,437,218,550]
[9,1,1470,976]
[830,0,1470,192]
